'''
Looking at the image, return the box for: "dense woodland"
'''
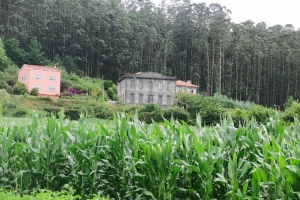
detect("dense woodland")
[0,0,300,107]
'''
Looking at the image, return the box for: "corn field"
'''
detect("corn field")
[1,113,300,199]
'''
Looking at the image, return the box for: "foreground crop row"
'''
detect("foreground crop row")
[1,113,300,199]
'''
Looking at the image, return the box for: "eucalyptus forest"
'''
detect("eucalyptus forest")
[1,0,299,107]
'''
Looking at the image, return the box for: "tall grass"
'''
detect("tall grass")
[0,112,300,199]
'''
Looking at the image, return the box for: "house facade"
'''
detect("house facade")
[176,80,199,94]
[18,64,61,97]
[118,72,176,106]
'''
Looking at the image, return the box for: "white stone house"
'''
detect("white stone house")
[117,72,177,106]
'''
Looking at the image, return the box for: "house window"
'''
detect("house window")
[34,85,41,90]
[158,82,163,90]
[43,67,47,70]
[167,82,171,90]
[131,79,135,89]
[167,95,171,105]
[149,81,153,90]
[49,76,56,81]
[130,93,135,103]
[158,95,163,105]
[190,89,194,93]
[148,95,153,103]
[139,93,143,103]
[22,76,26,82]
[49,86,55,91]
[139,81,143,89]
[34,74,42,80]
[33,67,38,70]
[178,87,182,92]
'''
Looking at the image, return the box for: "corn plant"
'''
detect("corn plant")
[1,112,300,199]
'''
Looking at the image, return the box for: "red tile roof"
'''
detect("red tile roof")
[176,80,199,88]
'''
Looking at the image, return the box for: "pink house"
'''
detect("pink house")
[18,64,61,97]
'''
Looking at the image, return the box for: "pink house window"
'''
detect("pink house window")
[49,86,56,91]
[49,76,56,81]
[34,74,42,79]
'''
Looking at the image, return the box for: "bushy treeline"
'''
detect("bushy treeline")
[3,87,300,126]
[137,93,300,126]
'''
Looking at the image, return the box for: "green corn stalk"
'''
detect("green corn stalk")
[0,113,300,199]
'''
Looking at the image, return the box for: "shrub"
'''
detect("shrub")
[213,92,252,110]
[12,106,28,117]
[64,109,81,120]
[139,103,160,113]
[0,81,10,92]
[2,99,21,117]
[60,78,73,91]
[39,96,53,102]
[125,105,142,116]
[103,80,114,91]
[3,101,18,109]
[0,89,10,105]
[198,100,224,126]
[107,86,117,100]
[0,103,2,117]
[229,108,248,126]
[213,92,235,109]
[139,103,163,123]
[283,96,294,110]
[139,112,153,124]
[13,82,28,95]
[247,104,275,124]
[7,80,14,87]
[163,106,189,122]
[43,106,60,117]
[176,94,224,126]
[30,88,39,96]
[93,105,108,119]
[282,101,300,123]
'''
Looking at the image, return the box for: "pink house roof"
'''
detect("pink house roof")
[19,64,60,72]
[176,80,199,88]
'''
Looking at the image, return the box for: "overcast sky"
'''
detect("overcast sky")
[197,0,300,29]
[158,0,300,30]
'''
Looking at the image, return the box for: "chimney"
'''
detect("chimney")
[187,80,191,84]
